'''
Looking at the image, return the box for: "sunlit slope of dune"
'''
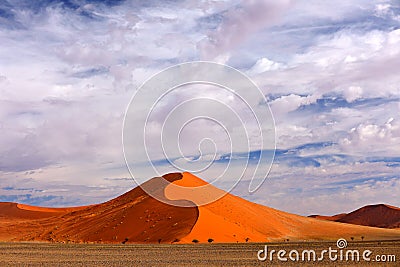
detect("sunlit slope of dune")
[166,173,400,243]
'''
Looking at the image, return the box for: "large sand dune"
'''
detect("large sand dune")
[0,172,399,243]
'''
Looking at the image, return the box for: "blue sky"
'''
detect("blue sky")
[0,0,399,215]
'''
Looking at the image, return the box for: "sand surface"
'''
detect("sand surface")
[0,241,398,266]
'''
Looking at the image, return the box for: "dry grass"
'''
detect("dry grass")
[0,240,398,266]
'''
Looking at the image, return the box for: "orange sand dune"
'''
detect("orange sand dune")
[309,204,400,229]
[1,172,400,244]
[164,173,400,243]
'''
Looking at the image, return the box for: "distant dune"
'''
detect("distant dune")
[309,204,400,229]
[1,172,400,244]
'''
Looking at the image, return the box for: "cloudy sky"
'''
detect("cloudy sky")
[0,0,399,215]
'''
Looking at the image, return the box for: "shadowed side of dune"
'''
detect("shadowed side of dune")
[337,204,400,228]
[308,213,347,221]
[0,173,199,244]
[310,204,400,229]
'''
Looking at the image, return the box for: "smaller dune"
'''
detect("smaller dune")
[16,204,87,213]
[0,202,70,220]
[309,204,400,229]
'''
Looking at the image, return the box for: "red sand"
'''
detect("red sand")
[310,204,400,229]
[1,172,400,243]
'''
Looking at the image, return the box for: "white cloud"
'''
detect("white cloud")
[252,28,400,100]
[248,57,284,75]
[198,0,293,59]
[270,94,319,115]
[344,86,363,102]
[340,118,400,156]
[375,3,391,17]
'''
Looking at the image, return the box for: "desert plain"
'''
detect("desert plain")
[0,240,399,266]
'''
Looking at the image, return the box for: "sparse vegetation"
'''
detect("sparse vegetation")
[192,239,199,243]
[351,237,354,241]
[361,236,364,241]
[122,237,129,244]
[245,237,250,243]
[208,238,214,243]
